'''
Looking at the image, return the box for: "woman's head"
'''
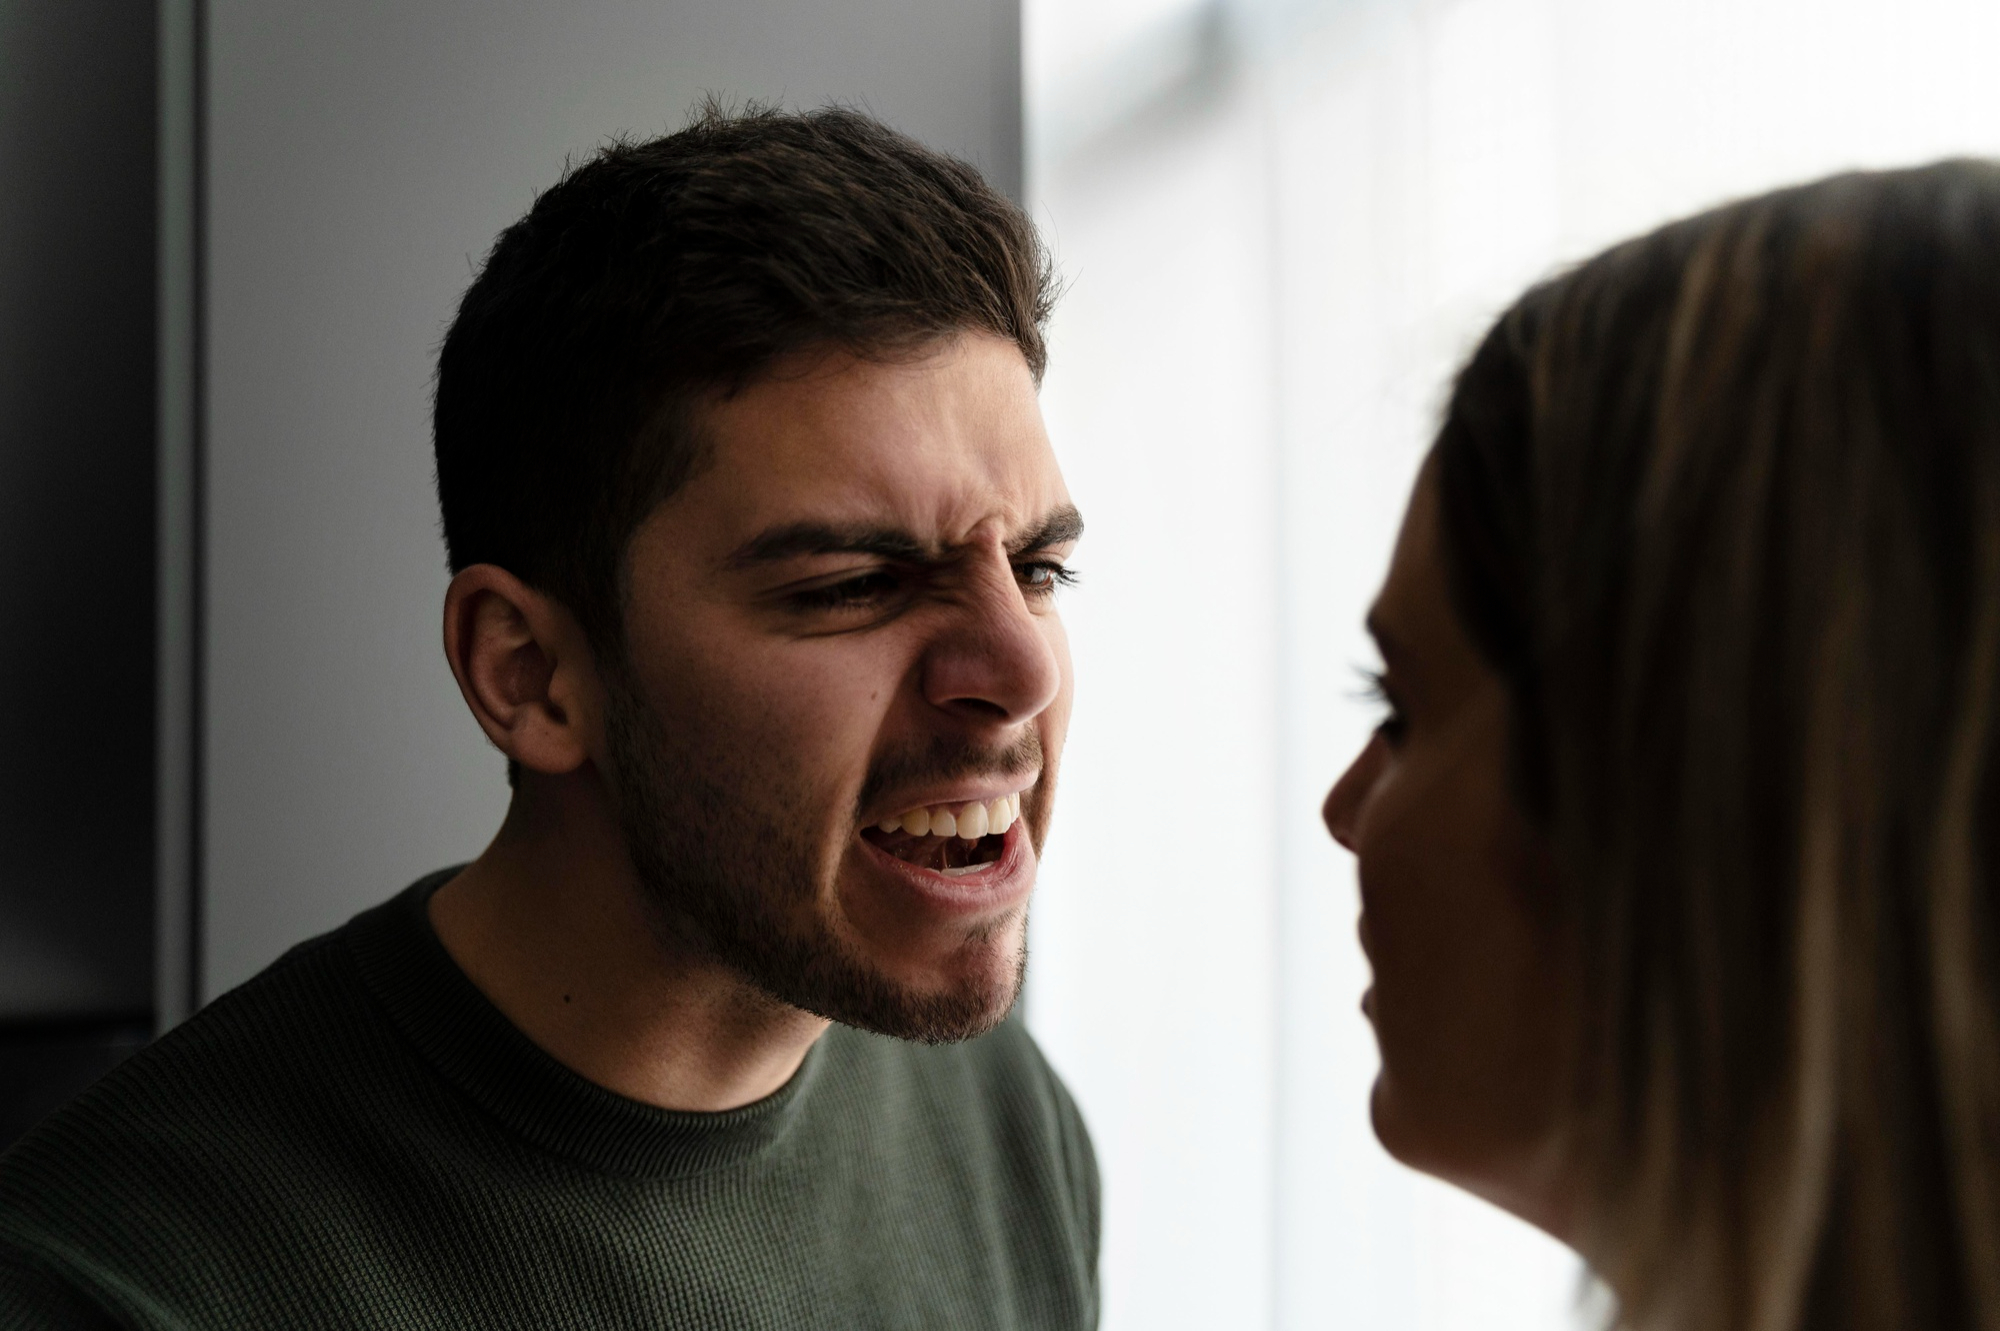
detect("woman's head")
[1326,160,2000,1330]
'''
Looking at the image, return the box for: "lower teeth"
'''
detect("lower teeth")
[867,828,1005,873]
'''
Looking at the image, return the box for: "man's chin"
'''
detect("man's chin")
[773,933,1028,1045]
[833,988,1017,1045]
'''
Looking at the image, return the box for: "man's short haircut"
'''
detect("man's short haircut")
[433,101,1056,656]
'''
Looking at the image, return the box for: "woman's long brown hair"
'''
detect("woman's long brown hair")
[1435,161,2000,1331]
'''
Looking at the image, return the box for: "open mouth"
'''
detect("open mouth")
[860,794,1023,878]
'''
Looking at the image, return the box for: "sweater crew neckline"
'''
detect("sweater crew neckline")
[343,869,824,1181]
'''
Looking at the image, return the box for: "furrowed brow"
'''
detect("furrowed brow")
[727,505,1084,569]
[724,522,935,570]
[1008,504,1085,555]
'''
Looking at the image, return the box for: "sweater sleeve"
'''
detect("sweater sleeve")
[1050,1076,1101,1329]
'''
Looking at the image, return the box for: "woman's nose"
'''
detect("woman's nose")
[1322,734,1385,852]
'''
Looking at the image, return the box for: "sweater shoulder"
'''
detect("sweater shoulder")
[6,923,373,1152]
[0,910,406,1257]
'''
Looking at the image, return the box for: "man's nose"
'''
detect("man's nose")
[920,554,1064,727]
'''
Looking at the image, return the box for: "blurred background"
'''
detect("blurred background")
[6,1,2000,1327]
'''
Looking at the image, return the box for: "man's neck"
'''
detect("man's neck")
[428,770,830,1113]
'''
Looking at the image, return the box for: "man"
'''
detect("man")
[0,104,1097,1329]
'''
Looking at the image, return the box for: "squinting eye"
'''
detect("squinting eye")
[790,571,902,612]
[1016,561,1079,597]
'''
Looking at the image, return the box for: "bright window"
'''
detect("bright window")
[1022,2,2000,1327]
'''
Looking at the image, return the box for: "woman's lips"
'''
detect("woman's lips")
[1358,913,1376,1021]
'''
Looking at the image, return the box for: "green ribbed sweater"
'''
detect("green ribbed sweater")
[0,872,1099,1329]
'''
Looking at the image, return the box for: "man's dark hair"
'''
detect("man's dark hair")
[433,101,1056,656]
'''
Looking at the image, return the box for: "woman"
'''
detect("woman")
[1324,160,2000,1330]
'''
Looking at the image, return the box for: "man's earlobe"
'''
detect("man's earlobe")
[442,565,596,775]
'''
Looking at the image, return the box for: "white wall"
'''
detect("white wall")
[200,0,1023,998]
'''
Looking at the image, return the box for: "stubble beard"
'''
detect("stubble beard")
[599,669,1030,1045]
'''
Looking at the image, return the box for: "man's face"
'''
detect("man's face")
[599,332,1078,1043]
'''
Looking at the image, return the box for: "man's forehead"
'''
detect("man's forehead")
[678,334,1071,558]
[706,333,1035,444]
[699,446,1075,558]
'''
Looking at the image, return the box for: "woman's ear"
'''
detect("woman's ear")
[442,565,598,775]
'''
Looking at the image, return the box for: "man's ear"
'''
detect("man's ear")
[442,565,599,775]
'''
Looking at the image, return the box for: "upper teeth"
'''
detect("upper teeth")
[876,792,1022,841]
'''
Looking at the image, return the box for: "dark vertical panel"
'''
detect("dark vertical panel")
[0,0,159,1020]
[155,0,203,1032]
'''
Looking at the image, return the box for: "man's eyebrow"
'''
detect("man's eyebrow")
[724,523,935,569]
[1009,505,1085,555]
[725,505,1085,569]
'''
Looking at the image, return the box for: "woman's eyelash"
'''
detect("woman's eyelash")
[1353,665,1408,739]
